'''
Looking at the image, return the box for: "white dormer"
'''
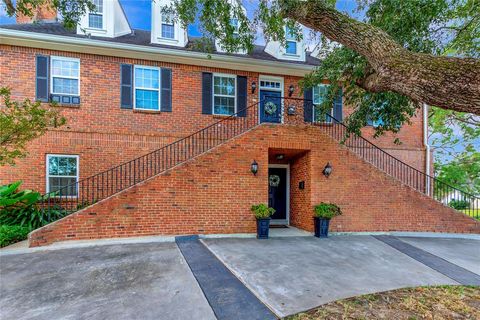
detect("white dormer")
[151,0,188,47]
[77,0,131,38]
[215,3,247,55]
[264,24,306,62]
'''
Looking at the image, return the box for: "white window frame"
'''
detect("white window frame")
[161,12,175,40]
[212,73,237,116]
[285,26,298,56]
[313,84,333,123]
[50,56,80,96]
[46,154,79,198]
[133,65,161,111]
[88,0,104,29]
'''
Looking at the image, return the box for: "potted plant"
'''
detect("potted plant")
[313,203,342,238]
[251,204,275,239]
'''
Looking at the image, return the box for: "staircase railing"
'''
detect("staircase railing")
[41,100,261,218]
[294,97,479,220]
[41,96,478,222]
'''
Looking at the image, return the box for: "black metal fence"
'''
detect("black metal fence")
[41,97,479,222]
[41,100,261,218]
[299,98,479,220]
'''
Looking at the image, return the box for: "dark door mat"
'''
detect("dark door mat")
[374,235,480,286]
[175,235,278,320]
[269,225,289,229]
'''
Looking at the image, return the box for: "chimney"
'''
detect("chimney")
[16,1,57,24]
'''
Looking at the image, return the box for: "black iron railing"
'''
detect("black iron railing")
[297,98,479,220]
[40,97,479,222]
[41,100,261,218]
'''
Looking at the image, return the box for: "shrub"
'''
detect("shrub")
[0,225,30,247]
[313,203,342,219]
[0,181,65,229]
[448,199,470,210]
[251,204,276,219]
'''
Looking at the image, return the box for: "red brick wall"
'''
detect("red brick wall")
[29,124,479,247]
[1,44,429,196]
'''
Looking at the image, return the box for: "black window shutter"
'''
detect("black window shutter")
[161,68,172,112]
[120,64,133,109]
[304,88,313,122]
[333,88,343,122]
[236,76,247,117]
[36,55,49,102]
[202,72,213,114]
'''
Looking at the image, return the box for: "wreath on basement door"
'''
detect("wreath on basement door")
[264,101,278,115]
[269,174,281,187]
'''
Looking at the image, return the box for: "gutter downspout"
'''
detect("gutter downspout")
[423,103,431,195]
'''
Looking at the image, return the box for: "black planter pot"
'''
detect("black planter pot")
[314,217,330,238]
[256,218,271,239]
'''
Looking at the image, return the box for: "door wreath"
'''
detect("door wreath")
[269,174,281,187]
[264,101,277,115]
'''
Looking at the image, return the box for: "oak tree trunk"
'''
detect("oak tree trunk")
[281,0,480,115]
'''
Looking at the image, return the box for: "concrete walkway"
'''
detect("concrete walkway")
[1,234,478,319]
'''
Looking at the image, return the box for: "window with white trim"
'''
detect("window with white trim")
[231,18,239,37]
[88,0,103,29]
[47,155,79,197]
[161,12,175,39]
[213,74,236,115]
[134,66,160,110]
[313,84,333,123]
[285,26,297,55]
[50,56,80,96]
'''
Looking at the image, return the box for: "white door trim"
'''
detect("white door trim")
[268,164,290,225]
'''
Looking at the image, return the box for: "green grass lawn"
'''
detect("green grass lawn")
[461,209,480,220]
[286,286,480,320]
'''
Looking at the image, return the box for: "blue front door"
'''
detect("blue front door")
[260,90,282,123]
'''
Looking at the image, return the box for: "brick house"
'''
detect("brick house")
[0,0,478,247]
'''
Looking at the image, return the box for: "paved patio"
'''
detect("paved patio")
[1,234,479,319]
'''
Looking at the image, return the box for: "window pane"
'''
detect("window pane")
[214,96,235,115]
[313,85,328,104]
[286,26,296,40]
[314,105,332,123]
[89,14,103,29]
[49,177,77,196]
[286,41,297,55]
[161,24,175,39]
[53,78,79,95]
[51,59,79,77]
[93,0,103,13]
[135,89,159,110]
[214,76,235,96]
[135,67,159,89]
[48,156,77,176]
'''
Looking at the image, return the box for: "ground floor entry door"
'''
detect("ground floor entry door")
[268,167,288,224]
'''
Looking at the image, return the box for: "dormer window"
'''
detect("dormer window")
[161,13,175,39]
[231,18,239,37]
[88,0,103,29]
[285,26,297,55]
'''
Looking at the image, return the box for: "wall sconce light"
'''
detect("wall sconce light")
[251,81,257,94]
[276,154,285,160]
[322,162,332,177]
[251,160,259,176]
[288,85,295,97]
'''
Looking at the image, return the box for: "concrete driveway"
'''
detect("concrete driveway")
[202,235,480,317]
[1,234,479,319]
[0,243,215,320]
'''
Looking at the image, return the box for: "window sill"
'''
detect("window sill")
[133,109,161,114]
[157,37,179,43]
[212,114,236,119]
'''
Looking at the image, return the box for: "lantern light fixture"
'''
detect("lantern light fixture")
[251,160,259,176]
[288,85,295,97]
[322,162,332,177]
[251,81,257,94]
